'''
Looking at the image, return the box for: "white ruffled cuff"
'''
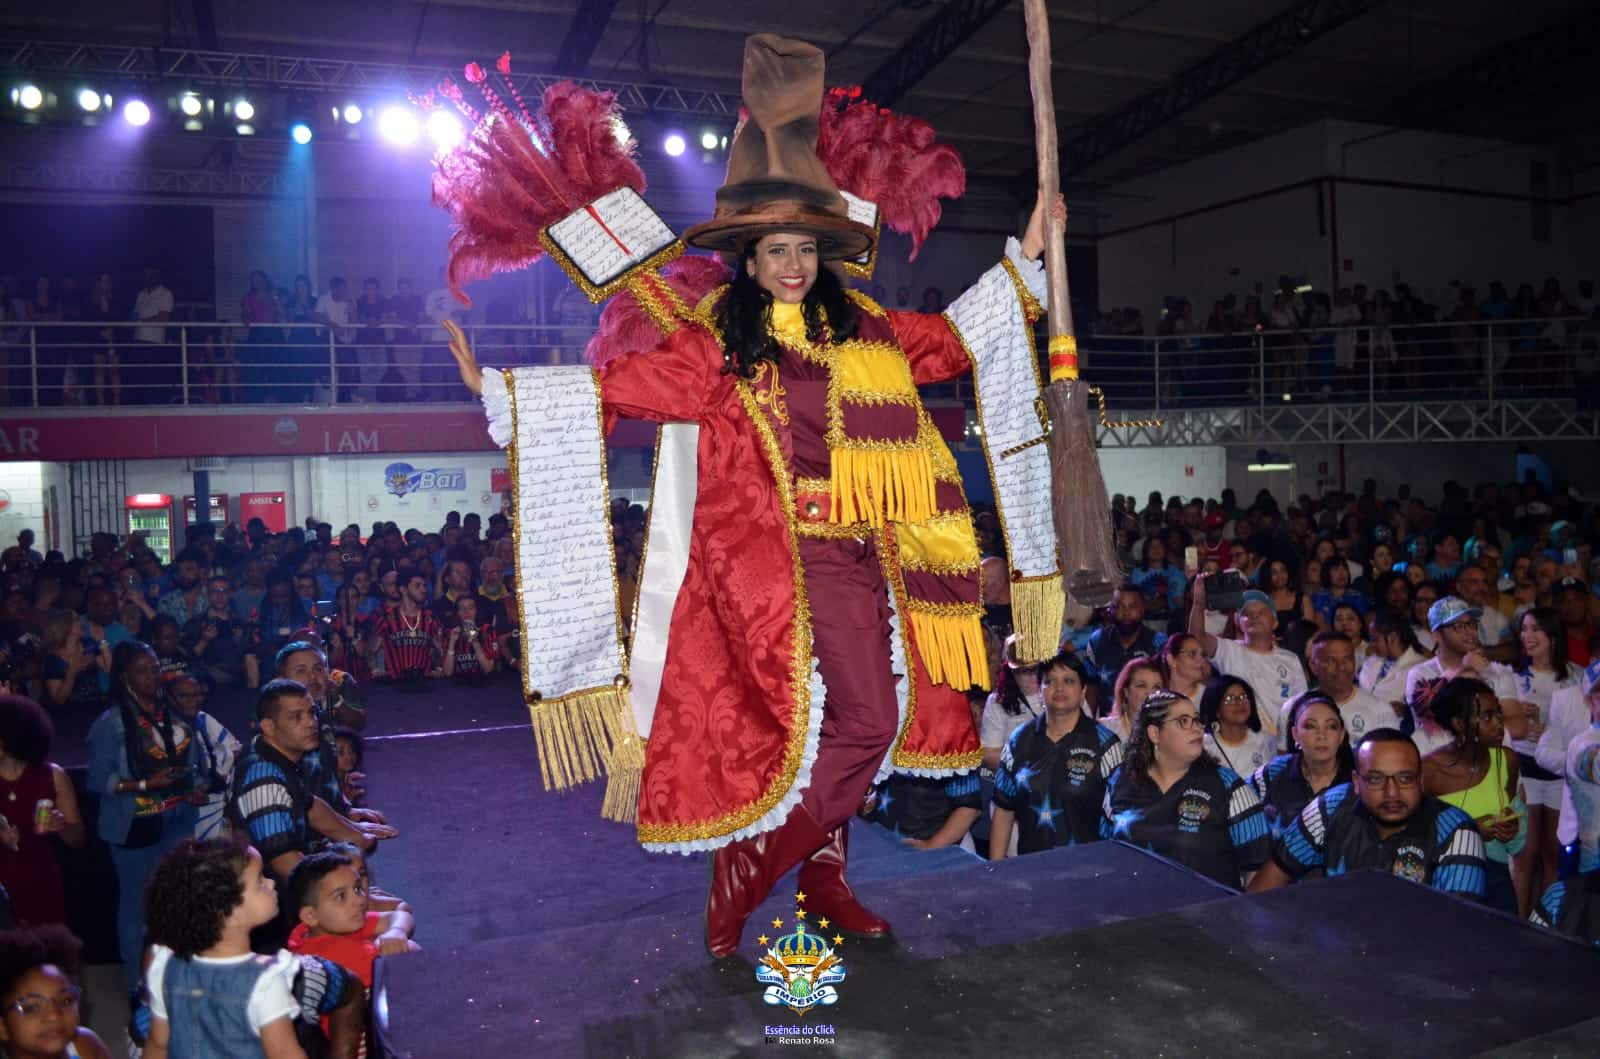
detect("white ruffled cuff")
[480,368,512,449]
[1004,235,1047,305]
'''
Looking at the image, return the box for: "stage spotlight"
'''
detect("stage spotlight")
[378,105,419,145]
[663,133,686,157]
[180,93,203,117]
[700,129,718,151]
[16,84,43,111]
[427,109,463,151]
[77,88,101,112]
[233,98,255,121]
[291,122,314,145]
[123,99,151,126]
[343,103,363,125]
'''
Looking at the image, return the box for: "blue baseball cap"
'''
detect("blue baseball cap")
[1428,596,1482,632]
[1238,589,1273,613]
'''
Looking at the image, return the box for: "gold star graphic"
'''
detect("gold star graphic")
[757,935,769,946]
[795,890,806,902]
[833,934,845,946]
[795,908,807,920]
[818,917,831,929]
[772,917,784,929]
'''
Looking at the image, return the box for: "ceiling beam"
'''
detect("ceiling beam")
[553,0,621,77]
[1388,8,1600,130]
[857,0,1012,108]
[1063,0,1386,178]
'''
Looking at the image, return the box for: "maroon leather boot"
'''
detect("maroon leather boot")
[705,806,830,958]
[796,821,890,938]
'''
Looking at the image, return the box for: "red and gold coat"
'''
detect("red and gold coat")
[584,270,1040,854]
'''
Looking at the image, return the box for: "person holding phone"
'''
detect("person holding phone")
[1188,577,1307,743]
[86,641,201,991]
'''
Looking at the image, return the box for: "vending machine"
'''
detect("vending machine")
[239,491,289,534]
[183,494,230,528]
[125,494,175,562]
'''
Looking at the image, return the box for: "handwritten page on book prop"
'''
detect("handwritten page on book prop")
[540,187,684,303]
[839,191,881,280]
[944,265,1057,580]
[507,366,626,702]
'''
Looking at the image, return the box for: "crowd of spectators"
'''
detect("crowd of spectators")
[0,508,533,1056]
[872,472,1600,944]
[3,468,1600,1055]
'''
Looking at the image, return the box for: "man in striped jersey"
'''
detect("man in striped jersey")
[1248,729,1487,899]
[374,574,442,681]
[227,680,395,886]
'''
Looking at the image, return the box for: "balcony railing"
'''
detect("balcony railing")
[1,315,1594,411]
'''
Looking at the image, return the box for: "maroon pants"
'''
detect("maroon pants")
[797,536,901,831]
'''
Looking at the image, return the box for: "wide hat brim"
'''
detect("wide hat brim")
[683,202,875,261]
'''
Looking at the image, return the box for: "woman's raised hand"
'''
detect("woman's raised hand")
[443,320,484,396]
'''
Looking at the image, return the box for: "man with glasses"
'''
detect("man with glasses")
[1248,729,1487,899]
[1404,597,1519,755]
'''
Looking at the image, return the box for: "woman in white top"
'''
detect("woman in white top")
[1159,632,1210,707]
[1506,606,1584,915]
[979,636,1042,771]
[1199,677,1278,777]
[1104,656,1164,745]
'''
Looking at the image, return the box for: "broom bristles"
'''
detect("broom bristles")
[1042,380,1121,609]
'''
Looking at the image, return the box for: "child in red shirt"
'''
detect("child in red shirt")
[285,851,417,1054]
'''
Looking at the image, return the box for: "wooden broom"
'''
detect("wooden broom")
[1023,0,1122,610]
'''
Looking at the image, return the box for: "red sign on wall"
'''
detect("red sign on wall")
[0,404,969,463]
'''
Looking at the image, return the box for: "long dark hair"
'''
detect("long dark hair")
[714,239,858,379]
[1284,693,1357,776]
[1514,606,1567,676]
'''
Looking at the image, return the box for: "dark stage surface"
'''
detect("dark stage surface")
[56,679,1600,1058]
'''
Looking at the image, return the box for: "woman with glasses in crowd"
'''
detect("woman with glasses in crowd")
[1251,694,1355,840]
[978,635,1043,772]
[1102,689,1272,889]
[1421,676,1524,914]
[0,924,112,1059]
[1199,677,1278,777]
[1504,607,1583,917]
[1159,632,1209,706]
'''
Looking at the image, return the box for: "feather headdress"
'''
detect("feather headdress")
[425,53,646,304]
[816,86,966,261]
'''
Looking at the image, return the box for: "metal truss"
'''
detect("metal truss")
[1065,0,1382,175]
[1392,9,1600,126]
[859,0,1012,107]
[1093,399,1600,448]
[2,161,294,197]
[0,39,740,117]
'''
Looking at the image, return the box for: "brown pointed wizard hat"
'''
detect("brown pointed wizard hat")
[682,34,876,261]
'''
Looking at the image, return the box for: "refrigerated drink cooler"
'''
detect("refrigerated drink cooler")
[125,494,175,563]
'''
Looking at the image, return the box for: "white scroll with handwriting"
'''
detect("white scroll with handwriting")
[507,366,625,698]
[545,187,679,299]
[839,190,880,274]
[944,267,1058,579]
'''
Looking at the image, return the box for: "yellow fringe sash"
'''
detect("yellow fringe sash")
[905,602,991,690]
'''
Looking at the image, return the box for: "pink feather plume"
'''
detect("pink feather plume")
[816,88,965,261]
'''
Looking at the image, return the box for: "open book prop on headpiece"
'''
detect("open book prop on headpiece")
[424,53,683,307]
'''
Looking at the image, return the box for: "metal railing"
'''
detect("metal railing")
[1,315,1595,411]
[0,321,600,408]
